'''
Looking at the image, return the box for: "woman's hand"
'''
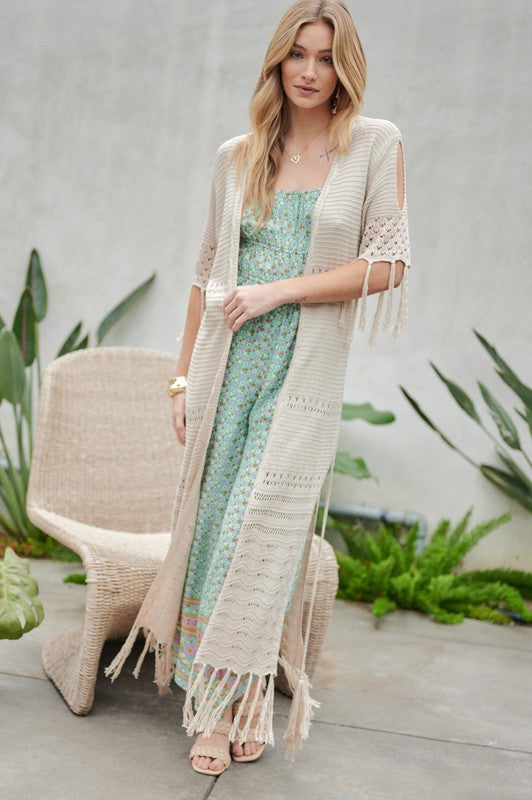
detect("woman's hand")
[171,393,186,445]
[223,283,283,332]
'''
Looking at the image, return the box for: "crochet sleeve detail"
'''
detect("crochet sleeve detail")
[340,131,413,346]
[192,241,217,294]
[190,153,219,318]
[358,212,411,270]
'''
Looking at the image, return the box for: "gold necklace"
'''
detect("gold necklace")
[284,124,331,164]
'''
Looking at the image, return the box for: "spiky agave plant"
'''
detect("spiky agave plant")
[399,329,531,512]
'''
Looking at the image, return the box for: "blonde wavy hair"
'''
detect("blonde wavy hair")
[232,0,366,229]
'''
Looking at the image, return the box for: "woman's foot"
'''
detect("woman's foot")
[190,705,232,774]
[230,679,266,761]
[231,735,263,759]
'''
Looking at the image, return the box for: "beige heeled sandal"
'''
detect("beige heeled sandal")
[189,718,232,776]
[231,693,267,763]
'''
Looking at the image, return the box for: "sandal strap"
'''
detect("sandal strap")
[232,697,267,744]
[233,695,264,717]
[234,726,266,744]
[189,743,231,770]
[213,719,232,736]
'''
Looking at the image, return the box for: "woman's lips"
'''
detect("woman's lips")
[295,85,318,95]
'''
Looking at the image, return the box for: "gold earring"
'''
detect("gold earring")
[331,85,340,115]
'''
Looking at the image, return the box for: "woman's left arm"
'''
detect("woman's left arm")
[277,134,410,305]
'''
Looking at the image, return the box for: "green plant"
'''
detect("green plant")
[335,506,532,625]
[63,572,87,585]
[453,567,532,599]
[334,401,396,483]
[0,546,44,638]
[0,248,155,557]
[399,329,532,511]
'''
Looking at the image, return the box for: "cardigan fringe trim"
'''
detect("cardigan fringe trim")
[182,664,276,747]
[279,657,321,760]
[104,624,175,696]
[336,259,410,346]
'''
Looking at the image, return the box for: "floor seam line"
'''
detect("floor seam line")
[0,670,48,681]
[273,713,532,755]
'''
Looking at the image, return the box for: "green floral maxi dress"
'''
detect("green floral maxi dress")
[172,188,321,711]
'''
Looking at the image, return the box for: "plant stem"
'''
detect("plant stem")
[28,363,34,461]
[0,466,27,537]
[0,429,19,489]
[35,323,42,391]
[0,428,28,534]
[0,508,18,537]
[14,404,28,486]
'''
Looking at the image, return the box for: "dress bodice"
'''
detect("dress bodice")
[238,188,321,286]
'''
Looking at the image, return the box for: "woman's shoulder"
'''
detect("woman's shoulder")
[352,113,402,140]
[208,131,249,180]
[349,114,403,164]
[213,131,249,162]
[216,131,249,154]
[351,114,402,153]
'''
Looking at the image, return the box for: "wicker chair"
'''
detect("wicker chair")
[26,346,338,715]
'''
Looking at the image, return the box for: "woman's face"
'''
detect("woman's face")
[280,20,338,113]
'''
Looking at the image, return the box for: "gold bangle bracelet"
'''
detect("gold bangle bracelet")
[167,376,187,397]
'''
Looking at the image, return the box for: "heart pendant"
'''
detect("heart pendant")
[290,154,301,164]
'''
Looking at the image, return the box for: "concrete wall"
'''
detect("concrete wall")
[1,0,531,568]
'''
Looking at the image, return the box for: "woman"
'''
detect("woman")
[105,0,411,776]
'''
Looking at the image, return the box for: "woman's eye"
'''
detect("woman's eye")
[289,51,333,65]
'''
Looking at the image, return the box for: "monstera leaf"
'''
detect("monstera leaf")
[0,547,44,639]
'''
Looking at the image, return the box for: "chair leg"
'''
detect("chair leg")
[275,534,339,698]
[40,544,162,715]
[41,618,110,715]
[41,577,136,715]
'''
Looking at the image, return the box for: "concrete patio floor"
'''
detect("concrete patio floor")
[1,557,531,800]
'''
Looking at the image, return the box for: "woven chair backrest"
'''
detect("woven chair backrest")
[27,347,184,532]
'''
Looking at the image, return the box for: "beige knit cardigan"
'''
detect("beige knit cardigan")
[104,113,412,760]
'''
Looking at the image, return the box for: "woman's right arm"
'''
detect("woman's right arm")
[171,284,202,445]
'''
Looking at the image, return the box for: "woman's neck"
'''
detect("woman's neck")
[285,104,333,144]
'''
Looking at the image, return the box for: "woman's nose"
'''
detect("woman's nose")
[300,59,317,80]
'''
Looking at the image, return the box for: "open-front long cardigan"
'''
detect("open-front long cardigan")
[104,113,412,759]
